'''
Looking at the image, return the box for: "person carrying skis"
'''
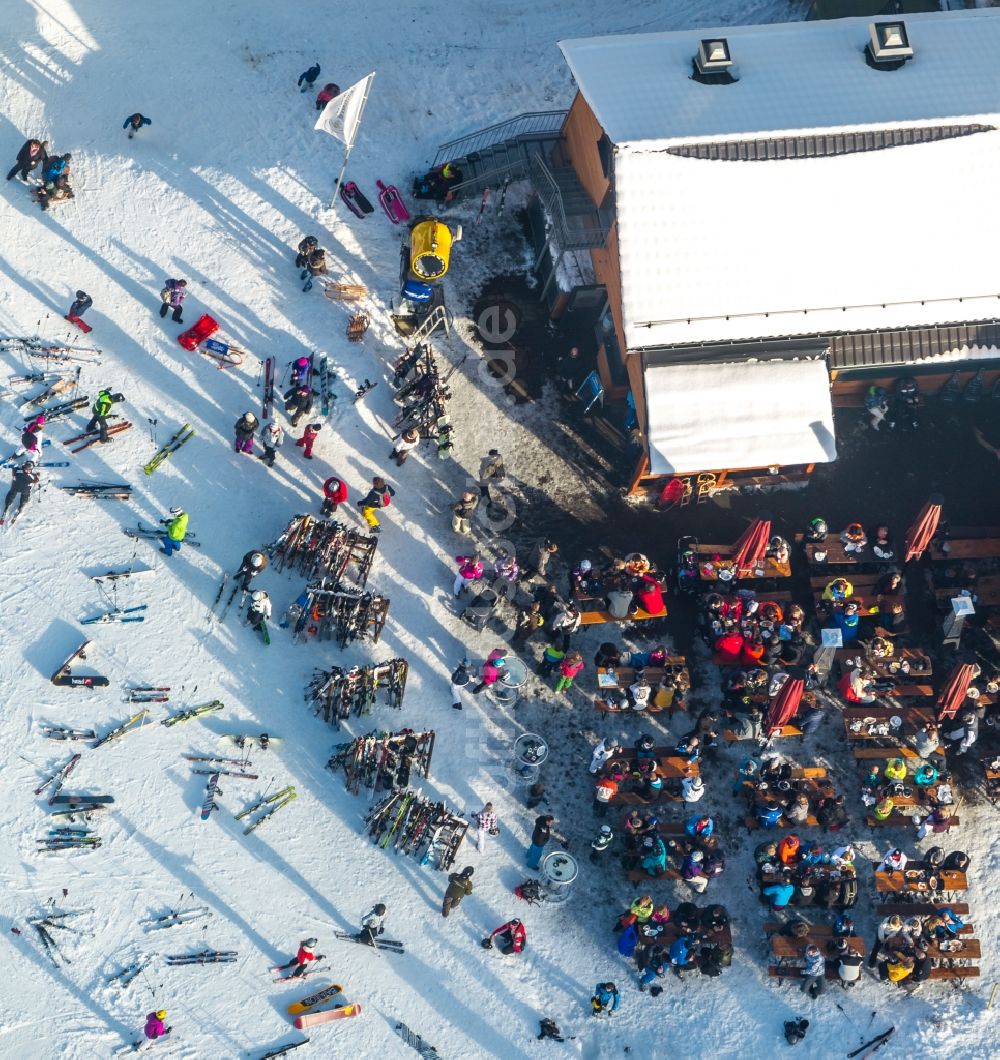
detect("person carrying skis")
[315,82,340,111]
[258,421,283,467]
[6,138,47,182]
[472,802,499,853]
[356,476,395,533]
[441,866,473,918]
[482,918,526,955]
[295,422,321,460]
[246,590,272,632]
[279,937,324,978]
[359,903,386,946]
[236,549,268,591]
[298,63,321,93]
[283,384,313,427]
[389,427,420,466]
[294,239,318,270]
[159,506,188,557]
[68,290,92,320]
[451,490,478,535]
[159,278,187,323]
[591,982,620,1017]
[233,411,259,454]
[86,388,116,444]
[321,474,347,517]
[302,249,327,292]
[138,1010,171,1052]
[123,113,151,139]
[0,462,40,525]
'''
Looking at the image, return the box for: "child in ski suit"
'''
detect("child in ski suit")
[554,652,584,694]
[123,113,151,138]
[160,507,188,557]
[591,982,620,1016]
[321,475,347,516]
[138,1010,170,1051]
[471,649,507,695]
[259,422,283,467]
[295,423,321,459]
[233,412,259,454]
[356,477,395,532]
[159,278,187,322]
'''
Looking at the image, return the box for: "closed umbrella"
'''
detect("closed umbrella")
[903,494,944,563]
[935,661,977,720]
[765,675,804,737]
[733,517,772,573]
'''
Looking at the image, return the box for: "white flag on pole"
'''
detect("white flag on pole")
[314,72,375,148]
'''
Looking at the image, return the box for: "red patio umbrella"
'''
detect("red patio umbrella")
[732,517,772,573]
[935,661,977,720]
[903,494,944,563]
[765,675,804,737]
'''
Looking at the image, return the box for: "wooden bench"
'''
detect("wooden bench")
[852,745,939,761]
[930,537,1000,561]
[593,664,690,714]
[580,604,667,626]
[929,966,981,979]
[866,813,959,830]
[875,902,969,917]
[767,964,841,982]
[626,867,683,884]
[724,723,802,742]
[766,923,865,960]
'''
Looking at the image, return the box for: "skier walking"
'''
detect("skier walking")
[297,63,321,93]
[441,866,474,918]
[450,657,473,711]
[481,918,525,955]
[85,388,118,443]
[283,384,313,427]
[321,474,347,517]
[158,278,187,323]
[450,490,478,535]
[359,903,387,947]
[258,421,284,467]
[294,238,318,270]
[0,463,40,525]
[277,937,324,978]
[159,506,188,557]
[123,113,151,139]
[137,1010,171,1052]
[245,590,272,632]
[356,477,395,533]
[235,549,268,591]
[6,138,47,182]
[233,411,259,454]
[472,802,499,853]
[67,290,92,320]
[389,428,420,466]
[295,422,321,459]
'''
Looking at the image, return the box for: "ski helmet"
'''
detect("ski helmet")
[373,903,386,915]
[169,506,184,515]
[303,937,318,948]
[251,590,265,603]
[809,517,827,535]
[76,290,87,299]
[296,356,309,367]
[599,825,612,836]
[155,1010,167,1020]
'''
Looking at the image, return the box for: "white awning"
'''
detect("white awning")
[645,359,837,475]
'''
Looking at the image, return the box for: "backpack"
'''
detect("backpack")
[381,490,392,508]
[514,879,543,905]
[617,924,638,958]
[942,851,970,872]
[160,286,172,303]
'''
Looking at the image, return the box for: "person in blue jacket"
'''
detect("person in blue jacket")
[591,982,619,1016]
[685,814,714,840]
[762,876,796,910]
[42,153,70,182]
[669,934,696,979]
[123,113,151,139]
[639,952,667,992]
[298,63,321,93]
[640,836,668,877]
[755,799,783,829]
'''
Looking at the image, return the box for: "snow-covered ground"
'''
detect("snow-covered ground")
[3,1,997,1058]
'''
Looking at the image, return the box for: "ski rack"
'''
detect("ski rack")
[0,336,103,363]
[268,515,378,588]
[363,787,467,870]
[328,728,433,794]
[306,659,409,729]
[290,586,390,647]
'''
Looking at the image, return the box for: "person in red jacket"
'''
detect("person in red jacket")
[277,937,324,978]
[321,475,347,517]
[315,82,340,111]
[296,422,321,460]
[482,918,526,955]
[635,572,666,616]
[554,651,584,694]
[714,630,744,663]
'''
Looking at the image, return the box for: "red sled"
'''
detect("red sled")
[376,181,410,224]
[178,314,219,351]
[64,314,92,334]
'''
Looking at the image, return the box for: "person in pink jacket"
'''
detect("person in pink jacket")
[453,553,484,597]
[138,1010,170,1050]
[554,651,584,694]
[472,649,508,695]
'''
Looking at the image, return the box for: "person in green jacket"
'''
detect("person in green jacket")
[85,389,115,443]
[160,506,188,556]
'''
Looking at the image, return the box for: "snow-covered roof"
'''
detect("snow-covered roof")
[615,129,1000,348]
[558,10,1000,146]
[644,359,836,475]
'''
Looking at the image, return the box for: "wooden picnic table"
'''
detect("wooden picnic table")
[930,537,1000,561]
[767,922,865,961]
[693,543,791,581]
[843,707,938,742]
[635,918,733,950]
[834,648,932,679]
[593,664,690,714]
[576,593,668,625]
[874,863,966,896]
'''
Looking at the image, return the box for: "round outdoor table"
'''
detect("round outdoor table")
[540,850,578,903]
[492,656,528,706]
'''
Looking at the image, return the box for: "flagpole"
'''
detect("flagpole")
[328,74,375,211]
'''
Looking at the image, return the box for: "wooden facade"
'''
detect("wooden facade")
[561,93,611,209]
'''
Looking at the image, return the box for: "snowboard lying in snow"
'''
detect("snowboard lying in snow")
[293,1002,361,1029]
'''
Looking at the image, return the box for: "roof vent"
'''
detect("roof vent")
[692,38,738,85]
[865,21,913,71]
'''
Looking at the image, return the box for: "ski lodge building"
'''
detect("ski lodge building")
[435,8,1000,497]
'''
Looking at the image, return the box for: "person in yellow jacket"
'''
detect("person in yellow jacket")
[884,758,907,783]
[872,796,895,822]
[883,951,914,983]
[160,506,189,557]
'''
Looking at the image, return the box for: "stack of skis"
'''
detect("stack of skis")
[328,728,433,794]
[363,788,468,870]
[59,481,132,501]
[290,587,390,647]
[37,826,100,853]
[307,659,409,727]
[29,908,91,965]
[269,514,378,587]
[391,343,454,459]
[1,336,102,365]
